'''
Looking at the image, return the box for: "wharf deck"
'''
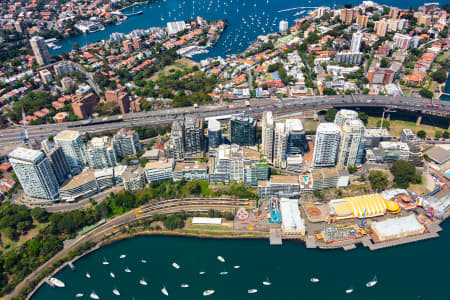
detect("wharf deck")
[269,228,282,245]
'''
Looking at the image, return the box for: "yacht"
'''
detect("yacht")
[86,273,91,279]
[217,256,225,263]
[139,278,148,286]
[345,288,354,294]
[110,272,115,278]
[248,289,258,294]
[102,258,109,265]
[262,277,272,286]
[199,271,206,275]
[161,286,169,296]
[203,290,215,296]
[49,277,65,288]
[172,262,180,269]
[366,275,377,287]
[124,267,131,273]
[120,254,126,259]
[233,265,240,269]
[89,291,99,299]
[112,289,120,296]
[75,293,84,298]
[181,283,189,288]
[141,259,147,263]
[310,278,320,283]
[219,271,228,275]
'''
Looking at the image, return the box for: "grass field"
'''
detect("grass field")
[367,116,447,137]
[149,58,199,81]
[303,119,319,133]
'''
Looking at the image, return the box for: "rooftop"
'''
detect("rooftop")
[174,161,208,172]
[60,169,95,191]
[145,159,174,169]
[8,147,43,162]
[426,146,450,165]
[270,175,299,184]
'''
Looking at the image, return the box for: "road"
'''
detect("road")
[1,95,449,146]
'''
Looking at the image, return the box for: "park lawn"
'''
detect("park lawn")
[149,58,198,81]
[303,119,319,133]
[367,116,444,137]
[0,222,48,252]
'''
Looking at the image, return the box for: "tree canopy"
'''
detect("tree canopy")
[391,160,421,188]
[368,170,389,191]
[324,108,338,122]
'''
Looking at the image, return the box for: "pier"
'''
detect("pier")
[269,228,282,245]
[277,6,320,13]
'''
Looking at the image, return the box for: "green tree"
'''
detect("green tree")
[324,108,338,122]
[323,88,337,95]
[347,166,358,174]
[419,88,433,99]
[313,190,324,200]
[163,215,185,230]
[431,69,447,83]
[358,112,369,125]
[443,131,450,139]
[380,58,390,68]
[435,130,442,138]
[30,207,49,223]
[368,170,389,191]
[417,130,426,138]
[391,160,421,188]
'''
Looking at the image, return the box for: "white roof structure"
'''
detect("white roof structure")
[192,217,222,225]
[208,119,221,131]
[372,214,425,239]
[8,147,43,162]
[280,198,305,234]
[167,21,186,35]
[285,119,304,132]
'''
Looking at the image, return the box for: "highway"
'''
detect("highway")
[1,95,449,146]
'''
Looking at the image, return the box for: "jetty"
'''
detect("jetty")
[277,6,319,13]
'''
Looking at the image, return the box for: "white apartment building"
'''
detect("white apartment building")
[273,122,288,168]
[85,136,117,169]
[54,130,86,174]
[334,109,359,126]
[144,159,174,183]
[8,147,59,201]
[312,123,341,169]
[338,120,365,166]
[261,111,274,163]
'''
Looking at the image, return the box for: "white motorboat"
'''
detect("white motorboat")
[110,272,115,278]
[248,289,258,294]
[233,265,240,269]
[172,262,180,269]
[262,277,271,286]
[219,271,228,275]
[345,288,354,294]
[120,254,127,259]
[85,273,91,279]
[366,275,377,287]
[203,290,215,296]
[139,278,148,286]
[124,267,131,273]
[217,256,225,262]
[199,271,206,275]
[112,289,120,296]
[49,277,65,288]
[89,291,99,299]
[141,259,147,263]
[181,283,189,288]
[161,286,169,296]
[310,278,320,283]
[102,258,109,265]
[75,293,84,297]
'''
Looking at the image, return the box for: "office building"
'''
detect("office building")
[184,118,204,155]
[54,130,86,174]
[45,145,71,185]
[85,137,117,169]
[273,122,288,168]
[113,129,141,158]
[356,15,369,27]
[285,119,307,155]
[380,141,409,163]
[173,161,208,181]
[350,32,363,53]
[340,8,355,24]
[400,129,423,167]
[53,61,75,76]
[279,20,289,32]
[144,159,174,183]
[8,147,59,201]
[312,123,341,169]
[71,93,97,119]
[364,128,392,148]
[334,109,359,126]
[207,119,222,149]
[30,36,50,65]
[244,162,269,186]
[338,120,365,166]
[258,175,300,198]
[169,121,185,160]
[261,111,274,163]
[230,113,256,146]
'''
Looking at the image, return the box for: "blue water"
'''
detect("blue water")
[440,70,450,101]
[51,0,430,61]
[31,221,450,300]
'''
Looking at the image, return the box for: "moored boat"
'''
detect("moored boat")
[248,289,258,294]
[161,286,169,296]
[310,277,319,283]
[217,256,225,262]
[366,275,377,287]
[203,290,215,296]
[172,262,180,269]
[49,277,65,288]
[89,291,99,299]
[112,288,120,296]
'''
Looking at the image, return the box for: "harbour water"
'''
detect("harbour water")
[51,0,429,60]
[32,221,450,300]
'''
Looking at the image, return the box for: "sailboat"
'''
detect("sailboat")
[139,278,148,286]
[217,256,225,263]
[112,289,120,296]
[141,259,147,263]
[110,272,115,278]
[124,267,131,273]
[345,287,354,294]
[219,271,228,275]
[366,275,377,287]
[75,293,84,298]
[203,290,215,296]
[161,286,169,296]
[119,254,126,259]
[102,258,109,265]
[89,291,99,299]
[262,277,272,286]
[310,277,320,283]
[181,283,189,288]
[172,262,180,269]
[86,273,91,279]
[233,265,240,269]
[248,289,258,294]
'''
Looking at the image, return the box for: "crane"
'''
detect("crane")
[21,104,32,147]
